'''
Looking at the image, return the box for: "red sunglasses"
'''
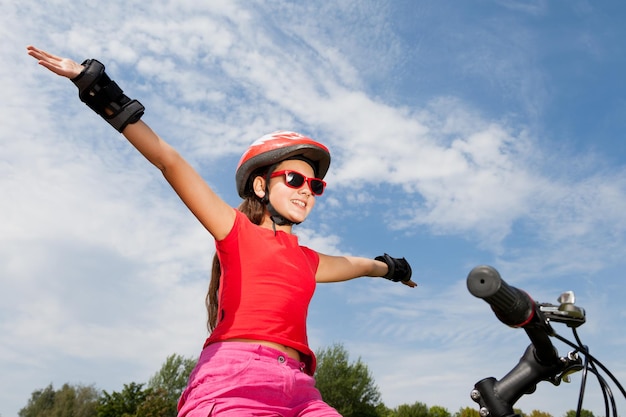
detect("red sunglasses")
[269,170,327,196]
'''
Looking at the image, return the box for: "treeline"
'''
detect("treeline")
[18,353,195,417]
[17,343,595,417]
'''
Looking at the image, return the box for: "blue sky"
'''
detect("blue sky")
[2,1,626,416]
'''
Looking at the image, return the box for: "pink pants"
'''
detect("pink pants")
[177,342,341,416]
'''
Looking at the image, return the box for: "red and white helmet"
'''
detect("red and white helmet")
[235,131,331,198]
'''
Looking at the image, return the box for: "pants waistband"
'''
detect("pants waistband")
[207,341,306,371]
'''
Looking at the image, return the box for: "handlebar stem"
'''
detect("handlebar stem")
[472,344,565,417]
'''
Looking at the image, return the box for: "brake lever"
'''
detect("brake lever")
[538,291,586,328]
[535,292,585,386]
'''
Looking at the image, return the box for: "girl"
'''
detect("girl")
[27,46,416,416]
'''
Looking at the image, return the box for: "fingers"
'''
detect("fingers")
[27,46,63,67]
[27,45,55,62]
[26,45,83,78]
[403,279,418,288]
[27,45,59,69]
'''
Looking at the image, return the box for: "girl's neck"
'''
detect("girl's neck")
[260,216,293,234]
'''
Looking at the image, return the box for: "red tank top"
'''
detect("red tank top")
[204,210,320,373]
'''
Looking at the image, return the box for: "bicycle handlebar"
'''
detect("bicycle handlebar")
[467,266,568,417]
[467,265,561,365]
[467,265,623,417]
[466,265,536,327]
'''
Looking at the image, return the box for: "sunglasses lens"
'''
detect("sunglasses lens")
[285,172,305,188]
[310,180,324,195]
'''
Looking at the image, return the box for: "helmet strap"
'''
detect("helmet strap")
[261,164,300,227]
[261,193,299,226]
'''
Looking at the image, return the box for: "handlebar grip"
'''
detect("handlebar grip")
[467,265,535,327]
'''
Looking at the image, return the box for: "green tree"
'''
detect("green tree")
[147,353,196,410]
[17,354,194,417]
[430,405,452,417]
[564,410,595,417]
[97,382,150,417]
[18,384,56,417]
[19,383,99,417]
[135,387,173,417]
[454,406,482,417]
[54,384,100,417]
[376,403,393,417]
[528,410,552,417]
[314,343,383,417]
[454,406,532,417]
[394,401,429,417]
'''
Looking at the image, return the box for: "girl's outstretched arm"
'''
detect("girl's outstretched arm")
[316,253,417,288]
[27,46,236,240]
[122,121,236,241]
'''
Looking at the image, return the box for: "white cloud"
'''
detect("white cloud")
[2,1,626,416]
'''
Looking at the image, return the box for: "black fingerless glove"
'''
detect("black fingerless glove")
[375,253,412,282]
[72,59,144,132]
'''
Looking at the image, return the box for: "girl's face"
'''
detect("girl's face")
[264,159,318,224]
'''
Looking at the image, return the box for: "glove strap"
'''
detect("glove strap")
[71,59,144,132]
[375,253,412,282]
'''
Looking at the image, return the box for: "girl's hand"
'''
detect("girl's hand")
[26,45,84,79]
[401,279,418,288]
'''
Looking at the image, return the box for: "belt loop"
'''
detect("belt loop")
[254,343,263,360]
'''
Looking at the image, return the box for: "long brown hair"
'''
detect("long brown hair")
[205,195,267,332]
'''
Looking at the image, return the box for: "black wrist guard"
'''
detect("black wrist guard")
[375,253,412,282]
[71,59,144,132]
